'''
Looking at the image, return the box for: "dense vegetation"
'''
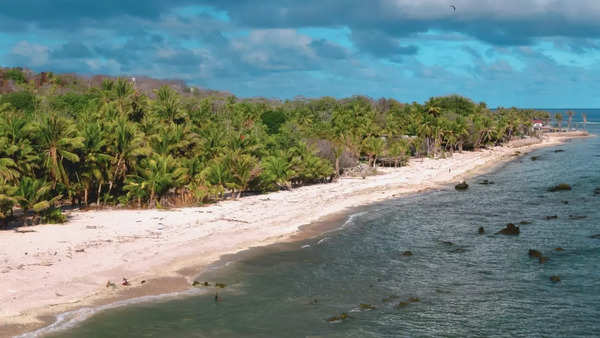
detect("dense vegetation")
[0,67,550,226]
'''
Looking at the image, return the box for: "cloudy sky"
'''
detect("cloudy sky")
[1,0,600,107]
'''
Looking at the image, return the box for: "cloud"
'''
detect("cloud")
[8,41,49,66]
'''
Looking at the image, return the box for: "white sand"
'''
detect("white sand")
[0,132,587,333]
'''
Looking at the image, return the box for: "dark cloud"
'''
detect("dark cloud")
[351,29,418,58]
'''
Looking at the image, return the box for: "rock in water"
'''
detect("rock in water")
[548,183,572,192]
[401,251,413,256]
[550,276,561,283]
[539,256,549,264]
[589,234,600,239]
[478,227,485,234]
[528,249,542,258]
[359,303,376,311]
[555,247,565,251]
[545,215,558,220]
[496,223,520,235]
[594,187,600,195]
[455,181,469,190]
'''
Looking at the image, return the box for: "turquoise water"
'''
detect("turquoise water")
[45,113,599,338]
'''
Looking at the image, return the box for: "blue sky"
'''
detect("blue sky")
[2,0,600,107]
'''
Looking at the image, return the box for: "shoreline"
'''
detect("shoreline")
[0,132,590,337]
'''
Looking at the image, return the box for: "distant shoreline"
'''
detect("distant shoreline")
[0,131,591,337]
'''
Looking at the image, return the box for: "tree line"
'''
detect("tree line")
[0,69,550,226]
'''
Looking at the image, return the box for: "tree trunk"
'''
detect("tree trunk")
[97,184,102,207]
[335,156,340,177]
[84,188,88,206]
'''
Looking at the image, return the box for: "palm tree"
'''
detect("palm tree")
[262,152,295,190]
[566,111,574,131]
[15,177,60,223]
[223,150,260,199]
[0,179,17,227]
[127,154,187,207]
[79,122,111,205]
[153,86,184,123]
[387,139,409,167]
[554,113,563,131]
[362,136,385,167]
[33,113,84,187]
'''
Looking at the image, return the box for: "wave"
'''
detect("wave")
[17,288,208,338]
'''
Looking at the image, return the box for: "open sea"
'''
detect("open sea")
[36,110,600,337]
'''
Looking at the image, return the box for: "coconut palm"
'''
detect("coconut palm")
[0,179,17,227]
[33,113,84,187]
[555,113,563,131]
[262,152,295,190]
[15,177,60,222]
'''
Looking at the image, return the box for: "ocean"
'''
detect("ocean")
[38,110,600,337]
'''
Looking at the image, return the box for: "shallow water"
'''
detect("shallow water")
[46,116,600,338]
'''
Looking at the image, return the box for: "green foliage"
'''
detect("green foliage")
[0,91,37,113]
[2,68,27,84]
[0,69,546,224]
[261,110,287,134]
[41,207,67,224]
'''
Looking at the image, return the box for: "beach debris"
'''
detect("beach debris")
[555,248,565,252]
[75,248,85,253]
[106,280,116,288]
[86,226,97,229]
[496,223,520,236]
[589,234,600,239]
[545,215,558,220]
[538,257,549,264]
[122,278,130,286]
[528,249,543,259]
[478,227,485,234]
[141,280,146,284]
[359,303,377,311]
[215,283,226,288]
[550,275,561,283]
[478,179,495,185]
[401,250,413,256]
[568,215,587,220]
[192,281,211,287]
[326,312,350,323]
[519,221,532,225]
[548,183,572,192]
[455,181,469,191]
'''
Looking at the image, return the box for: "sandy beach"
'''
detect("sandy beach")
[0,132,589,337]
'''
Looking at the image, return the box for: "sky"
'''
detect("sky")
[2,0,600,107]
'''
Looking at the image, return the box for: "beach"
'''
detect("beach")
[0,131,589,337]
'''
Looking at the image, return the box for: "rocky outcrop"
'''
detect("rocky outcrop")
[455,181,469,190]
[478,227,485,234]
[496,223,520,235]
[528,249,542,258]
[548,183,572,192]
